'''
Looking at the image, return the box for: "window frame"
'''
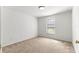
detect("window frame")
[46,17,56,34]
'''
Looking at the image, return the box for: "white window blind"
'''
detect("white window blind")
[46,17,56,34]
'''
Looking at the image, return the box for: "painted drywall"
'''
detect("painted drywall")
[38,10,72,42]
[72,7,79,52]
[2,7,37,47]
[6,6,72,17]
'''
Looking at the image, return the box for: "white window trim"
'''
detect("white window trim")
[46,17,56,34]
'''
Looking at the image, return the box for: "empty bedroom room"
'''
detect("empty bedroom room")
[1,6,74,53]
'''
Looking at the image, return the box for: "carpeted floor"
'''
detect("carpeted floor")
[2,37,75,53]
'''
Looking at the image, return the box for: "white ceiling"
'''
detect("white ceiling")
[7,6,72,17]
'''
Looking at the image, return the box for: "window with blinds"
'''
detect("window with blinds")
[46,17,56,34]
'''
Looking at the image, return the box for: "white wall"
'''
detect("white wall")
[38,10,72,42]
[72,7,79,52]
[1,7,37,47]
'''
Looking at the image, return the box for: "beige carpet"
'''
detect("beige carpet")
[2,37,75,53]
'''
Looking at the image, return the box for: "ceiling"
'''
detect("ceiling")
[7,6,72,17]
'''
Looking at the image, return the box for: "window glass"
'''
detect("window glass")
[47,17,56,34]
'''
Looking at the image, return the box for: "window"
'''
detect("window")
[46,17,56,34]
